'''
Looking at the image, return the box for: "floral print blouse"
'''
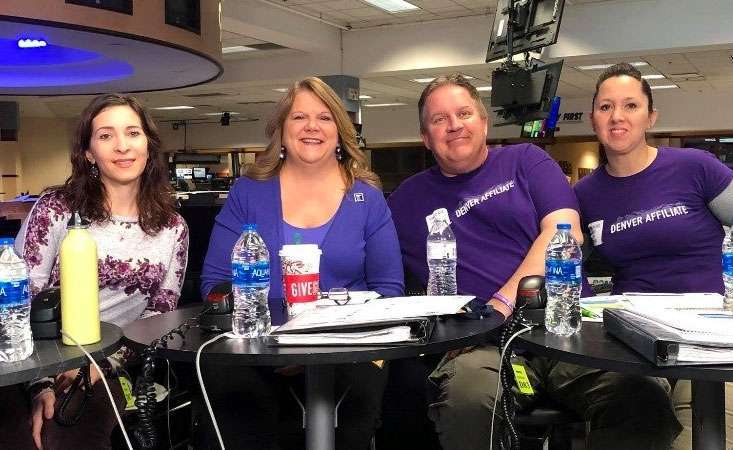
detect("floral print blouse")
[16,191,189,328]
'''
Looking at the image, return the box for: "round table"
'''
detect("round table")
[123,305,505,450]
[516,310,733,450]
[0,322,123,387]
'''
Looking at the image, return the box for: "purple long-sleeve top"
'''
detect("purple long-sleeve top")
[201,176,404,325]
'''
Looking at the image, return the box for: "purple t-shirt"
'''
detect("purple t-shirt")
[388,143,579,300]
[574,147,733,294]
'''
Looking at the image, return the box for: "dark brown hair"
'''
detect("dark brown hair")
[592,62,654,113]
[60,94,175,235]
[245,77,380,190]
[417,73,488,132]
[592,63,655,165]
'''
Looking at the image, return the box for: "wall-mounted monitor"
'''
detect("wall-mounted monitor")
[175,167,193,179]
[192,167,207,179]
[66,0,133,15]
[165,0,201,34]
[486,0,565,63]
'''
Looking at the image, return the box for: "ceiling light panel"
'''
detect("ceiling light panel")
[361,0,419,13]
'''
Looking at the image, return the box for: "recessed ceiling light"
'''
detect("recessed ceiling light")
[202,112,240,116]
[152,106,195,110]
[575,62,648,71]
[476,86,492,91]
[650,84,679,90]
[359,95,373,99]
[362,0,419,13]
[222,46,257,54]
[272,88,289,93]
[641,74,665,80]
[363,102,408,107]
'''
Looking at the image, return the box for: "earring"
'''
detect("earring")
[279,146,286,160]
[336,145,342,161]
[90,163,99,180]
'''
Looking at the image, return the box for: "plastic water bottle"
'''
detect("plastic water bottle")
[723,227,733,308]
[0,238,33,362]
[231,224,271,337]
[544,224,582,336]
[426,209,457,296]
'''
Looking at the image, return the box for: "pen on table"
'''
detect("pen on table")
[581,307,599,319]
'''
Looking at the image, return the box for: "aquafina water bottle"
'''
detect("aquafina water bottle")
[544,224,582,336]
[231,224,271,337]
[426,208,457,296]
[723,227,733,308]
[0,238,33,361]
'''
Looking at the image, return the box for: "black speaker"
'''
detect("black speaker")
[0,102,19,131]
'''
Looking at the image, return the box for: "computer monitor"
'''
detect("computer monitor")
[492,60,563,126]
[175,167,193,179]
[192,167,207,179]
[486,0,566,63]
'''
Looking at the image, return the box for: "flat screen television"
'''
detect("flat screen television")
[192,167,207,179]
[486,0,565,63]
[492,60,563,126]
[175,167,193,179]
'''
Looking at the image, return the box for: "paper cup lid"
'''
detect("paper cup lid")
[279,244,321,257]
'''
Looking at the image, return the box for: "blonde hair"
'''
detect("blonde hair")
[245,77,380,190]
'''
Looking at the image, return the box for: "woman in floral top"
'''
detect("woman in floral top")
[0,94,188,450]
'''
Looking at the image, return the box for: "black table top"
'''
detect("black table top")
[0,322,123,387]
[122,305,505,366]
[516,310,733,382]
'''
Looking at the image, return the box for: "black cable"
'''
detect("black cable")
[497,308,528,450]
[133,306,213,449]
[54,364,93,427]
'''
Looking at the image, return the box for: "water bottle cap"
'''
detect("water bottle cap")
[67,211,91,228]
[0,238,13,246]
[242,223,257,232]
[556,223,571,230]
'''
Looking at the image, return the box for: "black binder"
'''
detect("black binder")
[604,308,733,366]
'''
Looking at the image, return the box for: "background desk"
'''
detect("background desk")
[0,322,122,387]
[516,310,733,450]
[123,305,505,450]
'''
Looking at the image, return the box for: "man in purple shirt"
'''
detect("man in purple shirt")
[388,74,680,450]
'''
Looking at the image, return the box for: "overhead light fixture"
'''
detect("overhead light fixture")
[363,102,407,107]
[650,84,679,90]
[202,112,240,116]
[575,62,648,71]
[152,105,195,110]
[720,137,733,143]
[359,95,373,99]
[705,138,717,142]
[411,75,474,83]
[272,88,289,93]
[668,73,703,79]
[362,0,419,13]
[476,86,492,91]
[641,74,666,80]
[17,38,47,48]
[222,45,257,54]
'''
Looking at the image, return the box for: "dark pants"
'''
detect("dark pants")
[0,379,125,450]
[200,362,388,450]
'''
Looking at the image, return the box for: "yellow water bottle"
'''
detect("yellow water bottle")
[60,212,100,345]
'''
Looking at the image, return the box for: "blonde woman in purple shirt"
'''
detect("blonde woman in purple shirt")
[200,77,403,450]
[575,63,733,449]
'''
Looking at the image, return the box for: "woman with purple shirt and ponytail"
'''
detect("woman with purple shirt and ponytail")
[575,62,733,449]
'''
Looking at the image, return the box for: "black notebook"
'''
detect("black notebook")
[604,308,733,366]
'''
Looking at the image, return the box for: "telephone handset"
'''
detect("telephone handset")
[199,281,234,332]
[30,287,62,339]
